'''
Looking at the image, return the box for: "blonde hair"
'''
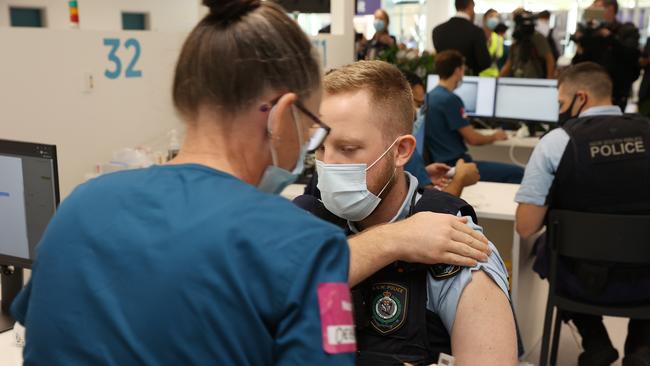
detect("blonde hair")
[324,61,414,139]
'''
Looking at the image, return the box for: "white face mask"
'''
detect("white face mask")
[316,138,399,222]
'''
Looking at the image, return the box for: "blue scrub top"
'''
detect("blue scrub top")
[424,85,470,165]
[12,164,354,365]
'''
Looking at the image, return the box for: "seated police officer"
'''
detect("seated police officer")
[296,60,517,366]
[425,50,524,184]
[516,62,650,366]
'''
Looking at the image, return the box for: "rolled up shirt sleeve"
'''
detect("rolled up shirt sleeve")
[425,214,511,333]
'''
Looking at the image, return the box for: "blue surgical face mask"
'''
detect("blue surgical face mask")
[374,19,386,32]
[258,105,308,195]
[486,17,499,30]
[316,138,399,221]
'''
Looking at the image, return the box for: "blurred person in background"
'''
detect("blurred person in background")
[480,8,505,77]
[362,8,396,60]
[571,0,640,110]
[537,10,560,63]
[433,0,491,75]
[495,23,510,70]
[500,9,555,79]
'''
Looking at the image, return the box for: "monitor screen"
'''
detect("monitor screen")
[495,78,559,123]
[426,75,496,118]
[0,140,59,267]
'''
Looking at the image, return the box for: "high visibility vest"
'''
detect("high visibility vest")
[479,32,504,77]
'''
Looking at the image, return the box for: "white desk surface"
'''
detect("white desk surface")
[492,136,540,149]
[460,182,519,221]
[0,330,22,365]
[280,184,305,201]
[282,182,519,222]
[476,129,540,149]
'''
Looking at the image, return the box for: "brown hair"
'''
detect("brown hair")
[375,8,390,26]
[558,62,613,100]
[324,61,414,138]
[172,0,322,120]
[483,8,498,21]
[436,50,465,79]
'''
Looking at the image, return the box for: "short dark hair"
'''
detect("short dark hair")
[483,8,498,21]
[455,0,473,11]
[558,62,613,100]
[402,71,424,89]
[436,50,465,79]
[538,10,551,20]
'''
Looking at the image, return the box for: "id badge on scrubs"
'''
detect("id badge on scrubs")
[317,283,356,354]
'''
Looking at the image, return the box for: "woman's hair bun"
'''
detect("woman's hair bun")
[203,0,261,21]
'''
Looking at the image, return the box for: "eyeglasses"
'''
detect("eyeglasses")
[261,97,331,153]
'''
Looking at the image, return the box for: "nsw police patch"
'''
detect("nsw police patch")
[370,283,408,334]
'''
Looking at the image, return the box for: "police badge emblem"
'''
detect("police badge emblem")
[429,264,462,280]
[370,283,408,334]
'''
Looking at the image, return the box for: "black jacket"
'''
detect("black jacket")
[572,21,641,99]
[432,17,491,75]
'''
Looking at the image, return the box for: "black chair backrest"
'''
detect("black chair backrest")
[548,210,650,264]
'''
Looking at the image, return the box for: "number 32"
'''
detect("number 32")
[104,38,142,79]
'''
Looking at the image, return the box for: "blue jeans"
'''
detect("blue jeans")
[447,155,524,184]
[474,161,524,184]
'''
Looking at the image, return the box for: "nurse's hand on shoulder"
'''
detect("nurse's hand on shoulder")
[392,213,490,267]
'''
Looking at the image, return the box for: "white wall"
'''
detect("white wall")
[426,0,455,51]
[1,29,186,197]
[0,0,201,31]
[0,0,354,199]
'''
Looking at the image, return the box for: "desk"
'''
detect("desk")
[0,329,22,365]
[470,130,540,166]
[282,182,547,358]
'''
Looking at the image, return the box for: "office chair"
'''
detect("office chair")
[539,210,650,366]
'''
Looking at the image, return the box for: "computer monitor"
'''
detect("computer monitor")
[426,75,496,118]
[494,78,559,123]
[0,139,59,332]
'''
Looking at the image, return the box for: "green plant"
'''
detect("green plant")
[377,46,436,88]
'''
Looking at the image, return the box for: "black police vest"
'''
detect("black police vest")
[295,189,477,366]
[546,115,650,296]
[547,114,650,214]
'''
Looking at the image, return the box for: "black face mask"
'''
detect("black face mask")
[558,94,587,125]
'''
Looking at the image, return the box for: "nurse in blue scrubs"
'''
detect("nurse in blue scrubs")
[11,1,491,365]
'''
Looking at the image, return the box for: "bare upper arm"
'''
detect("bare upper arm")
[451,270,517,366]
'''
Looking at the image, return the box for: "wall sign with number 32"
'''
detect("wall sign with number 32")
[103,38,143,79]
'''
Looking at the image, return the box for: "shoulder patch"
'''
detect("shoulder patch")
[429,264,462,280]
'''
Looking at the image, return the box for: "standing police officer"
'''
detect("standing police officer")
[516,62,650,366]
